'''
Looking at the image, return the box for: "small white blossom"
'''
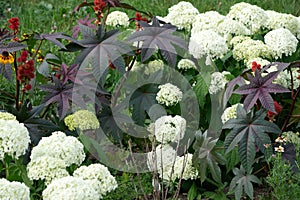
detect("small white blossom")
[42,176,100,200]
[221,103,243,124]
[0,179,30,200]
[73,164,118,197]
[30,131,85,166]
[27,156,69,185]
[153,115,186,144]
[177,59,196,70]
[106,11,129,27]
[189,30,229,60]
[209,71,231,95]
[0,119,31,160]
[227,2,268,34]
[164,1,199,30]
[264,28,298,59]
[156,83,183,106]
[274,145,284,153]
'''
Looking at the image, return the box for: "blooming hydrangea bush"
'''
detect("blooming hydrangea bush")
[106,11,130,27]
[209,71,232,95]
[156,83,183,106]
[0,119,30,160]
[0,178,30,200]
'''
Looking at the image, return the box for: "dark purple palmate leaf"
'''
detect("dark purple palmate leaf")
[34,33,76,50]
[235,69,290,113]
[126,17,187,67]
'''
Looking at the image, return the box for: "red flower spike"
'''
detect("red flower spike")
[251,61,261,72]
[8,17,20,32]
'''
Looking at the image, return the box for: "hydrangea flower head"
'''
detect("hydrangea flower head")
[0,119,31,160]
[221,103,243,124]
[147,144,177,171]
[209,71,231,95]
[177,59,196,70]
[0,178,30,200]
[30,131,85,166]
[264,28,298,59]
[189,30,229,60]
[156,83,183,106]
[0,111,16,121]
[164,1,199,30]
[64,110,99,131]
[153,115,186,144]
[106,11,130,27]
[42,176,100,200]
[73,163,118,197]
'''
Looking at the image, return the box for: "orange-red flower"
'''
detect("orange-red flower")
[8,17,20,32]
[251,61,261,72]
[267,101,282,119]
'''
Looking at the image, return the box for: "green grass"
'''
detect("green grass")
[1,0,300,35]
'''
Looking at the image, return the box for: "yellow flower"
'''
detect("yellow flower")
[0,52,14,65]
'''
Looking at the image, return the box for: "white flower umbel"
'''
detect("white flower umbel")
[275,68,300,89]
[221,103,243,124]
[227,2,268,34]
[30,131,85,166]
[232,38,271,61]
[27,156,69,185]
[209,71,231,95]
[106,11,129,27]
[0,179,30,200]
[164,1,199,30]
[154,115,186,144]
[42,176,100,200]
[156,83,183,106]
[264,28,298,59]
[0,119,30,160]
[147,144,177,171]
[191,11,225,36]
[73,164,118,197]
[265,10,300,36]
[177,59,197,70]
[189,30,229,60]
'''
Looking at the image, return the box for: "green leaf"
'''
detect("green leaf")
[223,105,281,173]
[193,74,209,109]
[193,130,226,183]
[188,182,198,200]
[225,146,240,173]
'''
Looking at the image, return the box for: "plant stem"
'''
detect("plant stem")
[13,52,20,110]
[32,39,43,60]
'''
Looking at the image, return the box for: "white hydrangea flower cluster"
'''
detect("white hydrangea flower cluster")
[227,2,268,34]
[145,59,165,75]
[42,176,100,200]
[246,57,270,69]
[106,11,129,27]
[264,28,298,59]
[156,83,183,106]
[274,68,300,89]
[189,30,229,60]
[221,103,243,124]
[0,119,31,160]
[163,1,199,30]
[147,144,177,171]
[64,110,100,131]
[27,131,85,184]
[232,38,271,61]
[27,156,69,185]
[265,10,300,36]
[73,164,118,197]
[177,59,196,70]
[153,115,186,144]
[0,178,30,200]
[0,111,16,120]
[30,131,85,166]
[159,153,198,181]
[209,71,231,95]
[217,18,251,38]
[191,11,225,35]
[229,35,252,48]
